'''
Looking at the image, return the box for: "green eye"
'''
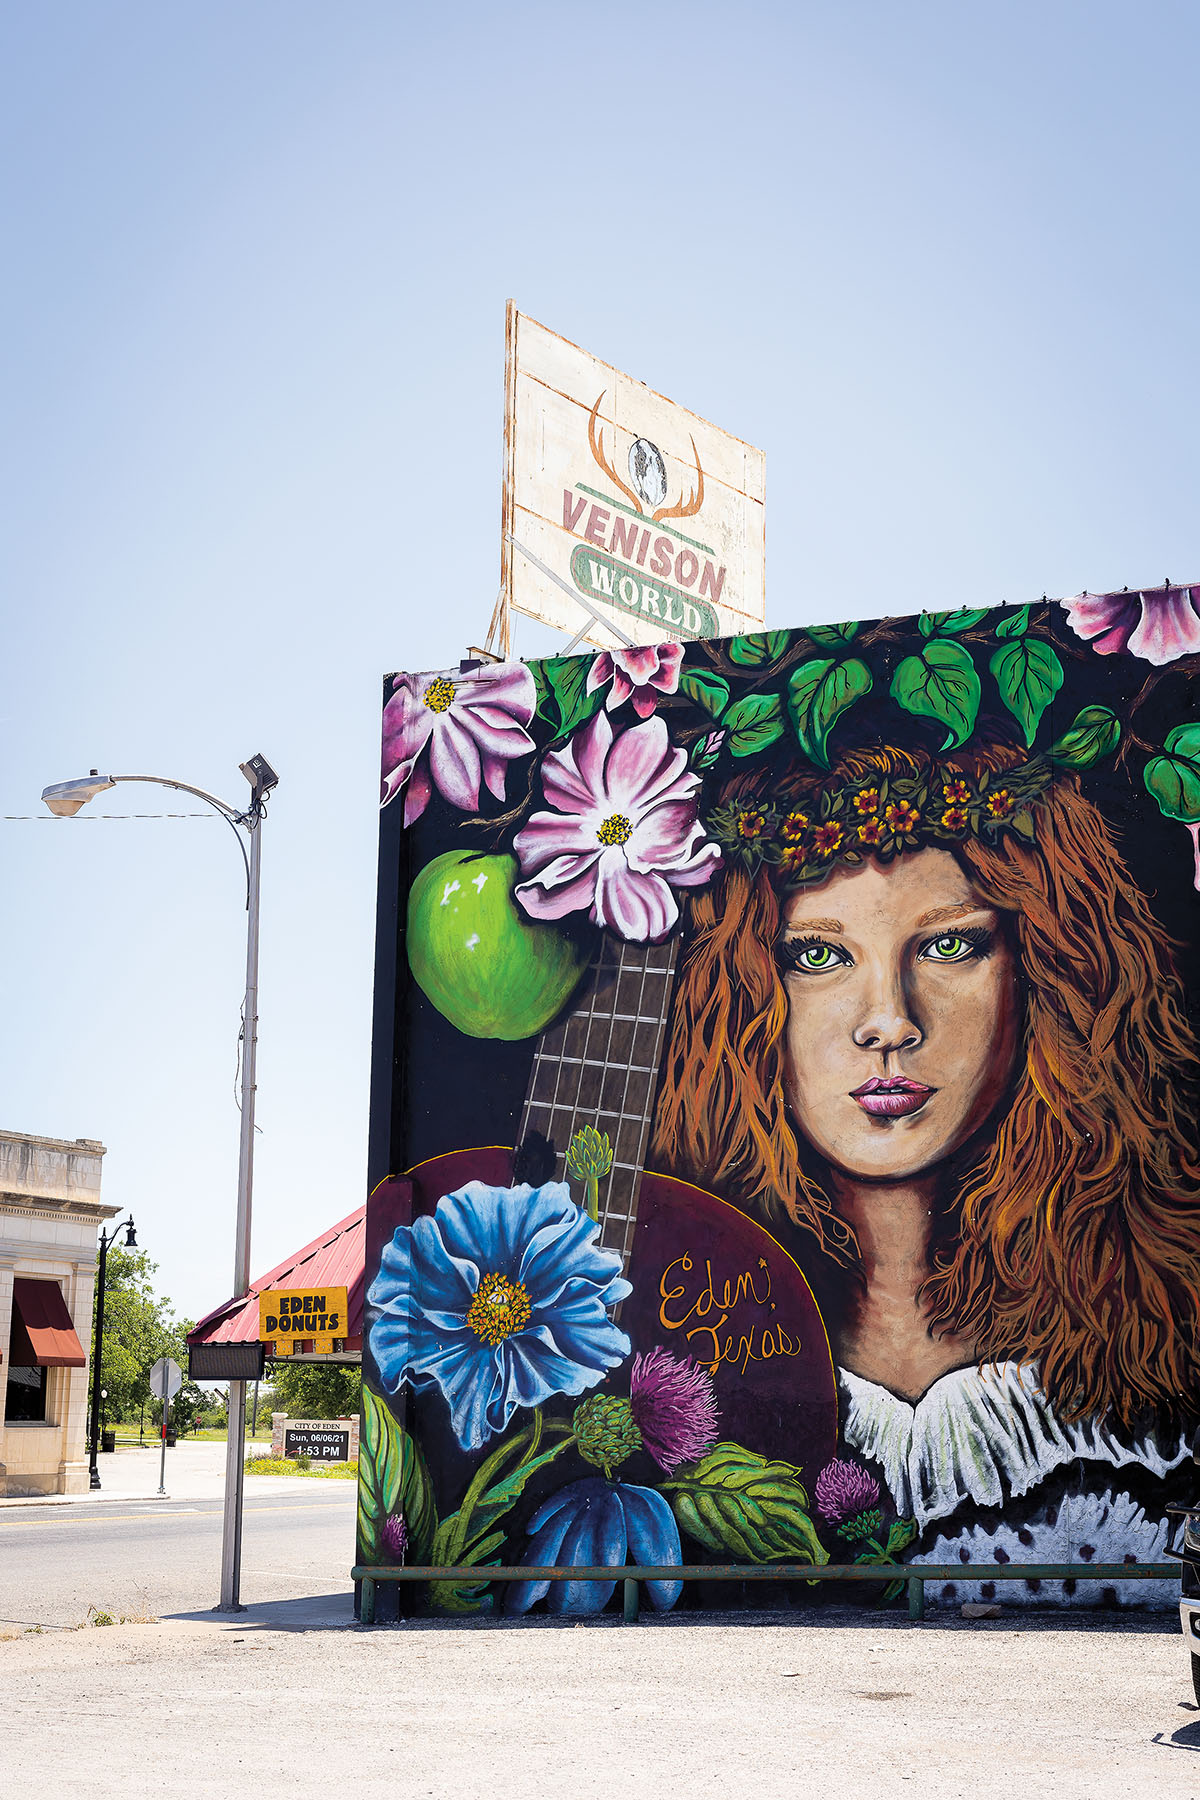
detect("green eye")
[794,943,843,971]
[922,934,976,963]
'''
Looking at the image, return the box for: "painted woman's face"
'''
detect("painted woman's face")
[779,849,1021,1184]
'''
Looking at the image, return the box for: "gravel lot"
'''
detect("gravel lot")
[1,1602,1197,1800]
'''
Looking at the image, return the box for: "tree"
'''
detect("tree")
[91,1245,194,1425]
[268,1360,361,1420]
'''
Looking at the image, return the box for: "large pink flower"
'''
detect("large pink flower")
[381,663,536,826]
[1061,585,1200,666]
[513,711,721,941]
[586,642,683,718]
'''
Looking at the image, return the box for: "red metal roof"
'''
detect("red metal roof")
[188,1206,365,1349]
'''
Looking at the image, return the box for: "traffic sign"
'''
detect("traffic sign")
[149,1356,182,1401]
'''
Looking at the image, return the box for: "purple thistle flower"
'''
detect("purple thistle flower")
[814,1458,880,1526]
[629,1348,719,1473]
[381,1511,408,1562]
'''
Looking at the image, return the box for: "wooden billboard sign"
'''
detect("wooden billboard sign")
[499,306,766,650]
[258,1285,349,1358]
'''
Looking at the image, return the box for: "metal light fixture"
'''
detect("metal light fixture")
[41,771,116,817]
[44,756,276,1609]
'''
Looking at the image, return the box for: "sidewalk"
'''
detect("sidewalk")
[0,1439,341,1506]
[1,1603,1191,1800]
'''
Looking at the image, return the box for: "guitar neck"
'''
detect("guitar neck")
[519,935,678,1264]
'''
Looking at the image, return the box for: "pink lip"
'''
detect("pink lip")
[850,1076,937,1118]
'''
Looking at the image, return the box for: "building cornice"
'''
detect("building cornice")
[0,1195,119,1223]
[0,1132,106,1157]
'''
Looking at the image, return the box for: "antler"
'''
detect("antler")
[653,435,705,524]
[587,391,644,515]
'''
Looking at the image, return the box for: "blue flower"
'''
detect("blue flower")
[504,1477,683,1615]
[368,1180,631,1452]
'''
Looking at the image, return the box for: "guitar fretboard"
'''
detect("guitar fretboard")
[520,935,678,1265]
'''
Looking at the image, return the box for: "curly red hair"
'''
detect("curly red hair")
[651,739,1200,1428]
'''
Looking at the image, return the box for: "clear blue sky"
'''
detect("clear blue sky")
[3,2,1197,1322]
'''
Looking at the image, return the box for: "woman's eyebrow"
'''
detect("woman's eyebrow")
[782,916,844,934]
[915,903,994,928]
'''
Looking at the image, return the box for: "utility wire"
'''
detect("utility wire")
[3,812,216,820]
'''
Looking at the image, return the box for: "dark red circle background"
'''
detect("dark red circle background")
[624,1171,837,1480]
[369,1149,838,1489]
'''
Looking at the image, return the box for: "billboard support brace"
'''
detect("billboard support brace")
[508,535,636,651]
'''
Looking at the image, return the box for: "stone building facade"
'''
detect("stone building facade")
[0,1131,116,1496]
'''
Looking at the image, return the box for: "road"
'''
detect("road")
[0,1485,357,1629]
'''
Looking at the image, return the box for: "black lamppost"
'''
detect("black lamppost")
[88,1216,137,1491]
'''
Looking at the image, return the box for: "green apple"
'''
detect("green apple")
[407,849,591,1040]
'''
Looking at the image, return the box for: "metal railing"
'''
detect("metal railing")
[351,1559,1176,1625]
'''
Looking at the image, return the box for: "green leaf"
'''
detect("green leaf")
[530,659,556,723]
[442,1437,574,1561]
[787,657,873,768]
[727,630,791,665]
[885,1518,919,1557]
[428,1523,507,1615]
[1046,705,1121,769]
[430,1426,575,1614]
[542,655,603,739]
[428,1578,498,1614]
[919,608,990,637]
[806,620,860,646]
[722,692,785,758]
[890,640,981,749]
[994,607,1030,639]
[357,1388,436,1565]
[425,1428,573,1615]
[661,1441,827,1566]
[1144,722,1200,823]
[684,1441,809,1502]
[679,669,731,716]
[989,639,1064,747]
[428,1514,507,1614]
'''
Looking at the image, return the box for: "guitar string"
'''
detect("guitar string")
[519,936,677,1265]
[591,936,625,1245]
[610,936,657,1260]
[630,942,677,1263]
[523,934,607,1188]
[534,940,584,1181]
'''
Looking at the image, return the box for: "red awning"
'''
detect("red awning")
[11,1278,87,1368]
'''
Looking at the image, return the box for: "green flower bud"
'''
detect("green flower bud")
[836,1507,883,1543]
[572,1394,643,1478]
[565,1126,614,1182]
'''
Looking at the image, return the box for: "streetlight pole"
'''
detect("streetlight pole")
[43,753,277,1609]
[220,800,261,1611]
[88,1216,137,1490]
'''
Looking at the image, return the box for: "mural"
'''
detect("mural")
[360,589,1200,1612]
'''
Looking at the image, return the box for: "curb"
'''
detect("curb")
[0,1492,176,1509]
[0,1478,358,1510]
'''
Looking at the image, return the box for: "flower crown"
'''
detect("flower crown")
[708,757,1056,888]
[383,599,1172,959]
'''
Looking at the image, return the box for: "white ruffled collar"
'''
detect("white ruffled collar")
[838,1359,1190,1532]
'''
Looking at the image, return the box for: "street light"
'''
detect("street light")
[89,1216,137,1489]
[43,754,278,1611]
